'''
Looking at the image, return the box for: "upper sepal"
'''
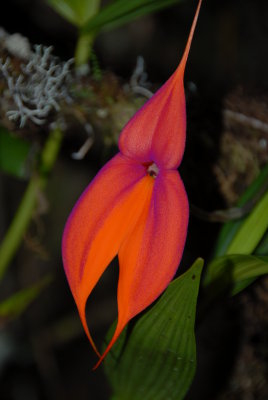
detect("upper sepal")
[119,70,186,170]
[119,0,202,170]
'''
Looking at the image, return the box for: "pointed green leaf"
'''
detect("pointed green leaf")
[226,189,268,255]
[203,254,268,297]
[0,127,31,179]
[0,275,52,320]
[213,163,268,257]
[104,258,203,400]
[46,0,100,26]
[82,0,183,34]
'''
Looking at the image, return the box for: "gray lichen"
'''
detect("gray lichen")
[0,45,73,127]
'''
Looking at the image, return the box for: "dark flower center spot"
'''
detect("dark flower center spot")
[143,162,159,178]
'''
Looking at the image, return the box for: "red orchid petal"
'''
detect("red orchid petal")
[94,170,188,368]
[119,0,202,170]
[62,153,154,356]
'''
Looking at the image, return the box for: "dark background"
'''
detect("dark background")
[0,1,268,399]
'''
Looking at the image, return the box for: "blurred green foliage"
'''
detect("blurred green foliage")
[213,163,268,257]
[81,0,183,34]
[47,0,101,26]
[0,275,52,320]
[47,0,184,65]
[0,127,32,179]
[203,254,268,297]
[203,162,268,310]
[47,0,183,32]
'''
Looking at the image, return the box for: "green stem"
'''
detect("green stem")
[74,0,101,67]
[0,127,63,281]
[74,33,96,68]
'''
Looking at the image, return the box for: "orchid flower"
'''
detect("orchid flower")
[62,0,202,369]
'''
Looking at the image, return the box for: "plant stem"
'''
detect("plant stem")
[74,33,95,68]
[0,127,63,281]
[74,0,101,67]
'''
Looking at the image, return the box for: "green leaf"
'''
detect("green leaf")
[47,0,101,26]
[226,189,268,255]
[203,254,268,297]
[0,275,52,319]
[104,258,203,400]
[213,163,268,257]
[255,230,268,255]
[0,127,31,179]
[82,0,182,34]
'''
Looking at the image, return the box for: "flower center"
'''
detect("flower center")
[143,162,159,178]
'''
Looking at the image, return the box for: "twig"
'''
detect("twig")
[191,178,268,222]
[224,109,268,133]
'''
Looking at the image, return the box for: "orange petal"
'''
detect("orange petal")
[62,153,154,356]
[119,0,202,170]
[94,170,189,367]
